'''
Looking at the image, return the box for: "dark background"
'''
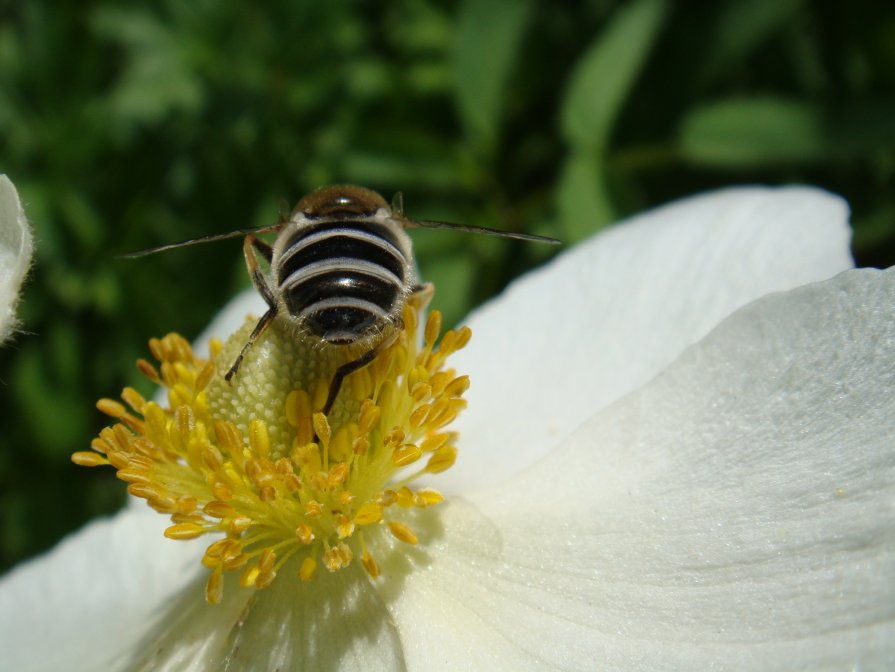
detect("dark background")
[1,0,893,572]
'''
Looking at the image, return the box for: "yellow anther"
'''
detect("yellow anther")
[214,421,243,454]
[299,557,317,581]
[409,404,431,428]
[425,445,457,473]
[314,413,332,446]
[354,503,383,525]
[455,326,472,350]
[384,426,405,447]
[336,514,355,539]
[286,389,314,445]
[195,360,215,392]
[258,548,276,573]
[352,436,369,455]
[323,547,341,572]
[420,432,451,453]
[328,462,350,486]
[71,451,109,467]
[284,473,302,492]
[387,520,418,545]
[223,553,248,571]
[121,387,147,413]
[358,401,380,434]
[331,425,354,462]
[229,516,253,533]
[396,487,415,508]
[296,524,315,545]
[96,398,127,418]
[164,523,205,540]
[205,539,234,558]
[425,310,442,346]
[89,437,112,454]
[362,550,380,579]
[136,358,161,383]
[415,488,444,507]
[127,482,164,501]
[201,445,224,471]
[393,443,422,467]
[203,501,236,519]
[249,419,270,458]
[293,443,321,470]
[175,496,198,514]
[240,565,261,588]
[256,569,276,590]
[205,567,224,605]
[444,375,470,398]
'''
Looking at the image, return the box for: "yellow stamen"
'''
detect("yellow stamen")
[387,520,419,545]
[165,523,205,540]
[299,557,317,581]
[75,291,470,603]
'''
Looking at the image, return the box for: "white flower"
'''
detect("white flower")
[1,186,892,671]
[0,175,34,344]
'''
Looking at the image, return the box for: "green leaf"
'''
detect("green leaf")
[698,0,804,85]
[454,0,534,151]
[560,0,666,151]
[415,246,476,328]
[556,152,615,243]
[678,97,824,167]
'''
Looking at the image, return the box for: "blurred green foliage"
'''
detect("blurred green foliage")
[1,0,893,572]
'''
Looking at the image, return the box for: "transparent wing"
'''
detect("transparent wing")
[408,219,560,245]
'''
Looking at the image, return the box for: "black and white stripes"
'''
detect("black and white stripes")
[271,215,413,344]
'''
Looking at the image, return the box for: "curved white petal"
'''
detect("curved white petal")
[122,564,404,671]
[391,268,894,670]
[0,175,34,343]
[0,506,206,672]
[443,187,853,491]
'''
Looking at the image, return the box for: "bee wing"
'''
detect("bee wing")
[121,224,282,258]
[407,218,561,245]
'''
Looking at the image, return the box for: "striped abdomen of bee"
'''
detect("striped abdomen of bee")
[271,214,414,345]
[230,185,419,414]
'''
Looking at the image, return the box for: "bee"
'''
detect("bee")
[127,185,559,414]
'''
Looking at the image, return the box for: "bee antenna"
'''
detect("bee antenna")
[120,223,282,259]
[408,219,561,245]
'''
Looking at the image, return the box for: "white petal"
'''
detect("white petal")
[0,506,206,672]
[190,288,265,358]
[391,268,894,670]
[0,175,34,343]
[123,564,403,671]
[444,186,853,491]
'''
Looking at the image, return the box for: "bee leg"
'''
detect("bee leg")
[244,234,275,302]
[411,282,434,302]
[224,234,278,383]
[225,306,277,382]
[248,233,273,264]
[323,329,402,416]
